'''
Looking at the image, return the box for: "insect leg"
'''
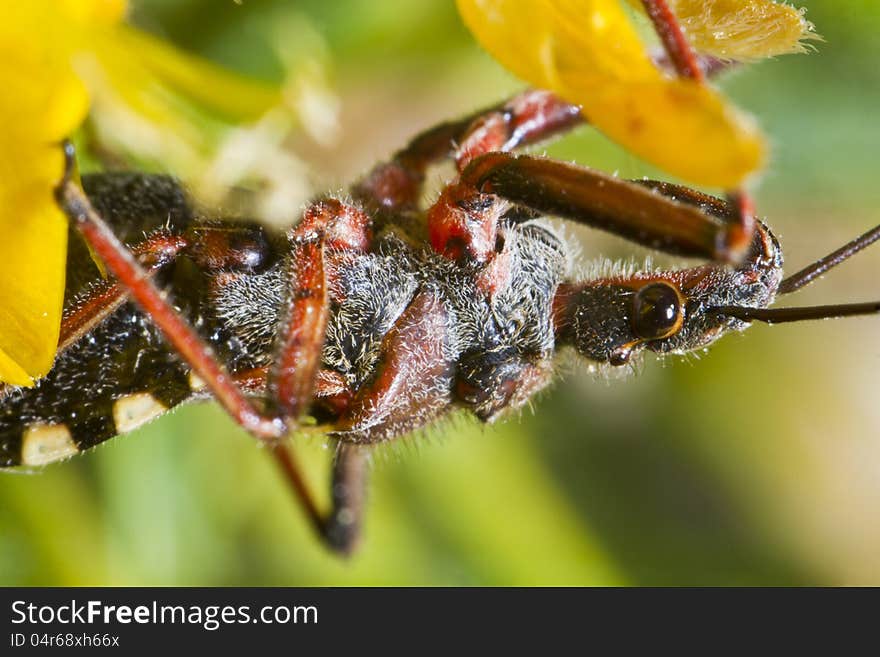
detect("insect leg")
[271,442,368,555]
[189,363,359,554]
[324,442,368,554]
[639,0,755,256]
[641,0,704,81]
[355,31,737,216]
[333,288,454,443]
[452,90,584,171]
[56,148,286,441]
[1,229,196,466]
[354,90,583,212]
[225,363,367,554]
[59,229,189,353]
[246,198,376,553]
[268,198,371,420]
[427,97,754,265]
[461,152,747,262]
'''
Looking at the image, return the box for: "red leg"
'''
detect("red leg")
[427,182,506,265]
[641,0,756,257]
[60,229,189,353]
[254,197,372,554]
[56,138,374,552]
[641,0,704,81]
[369,2,747,263]
[56,141,287,439]
[225,365,365,555]
[428,148,748,306]
[725,190,757,259]
[453,90,583,171]
[259,362,368,554]
[269,198,371,419]
[272,441,368,555]
[356,58,744,213]
[334,289,453,443]
[313,369,355,418]
[0,228,188,403]
[355,90,583,212]
[57,136,371,443]
[58,178,286,440]
[271,445,325,543]
[426,91,584,282]
[58,178,372,554]
[461,152,748,261]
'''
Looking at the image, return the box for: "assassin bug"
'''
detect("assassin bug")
[1,4,878,556]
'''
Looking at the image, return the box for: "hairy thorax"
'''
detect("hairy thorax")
[210,216,570,436]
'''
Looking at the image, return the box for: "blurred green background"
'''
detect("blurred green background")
[2,0,879,586]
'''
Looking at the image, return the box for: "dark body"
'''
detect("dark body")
[9,89,835,555]
[6,87,873,555]
[0,172,568,466]
[2,90,794,477]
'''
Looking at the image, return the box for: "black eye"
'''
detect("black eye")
[631,282,683,340]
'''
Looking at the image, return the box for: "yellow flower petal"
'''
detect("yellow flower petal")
[586,78,765,186]
[457,0,767,187]
[0,0,293,385]
[58,0,127,25]
[0,1,117,384]
[0,150,71,386]
[0,349,33,387]
[0,68,87,385]
[628,0,817,61]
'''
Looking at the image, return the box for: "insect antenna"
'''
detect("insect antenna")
[777,223,880,294]
[712,301,880,324]
[712,222,880,324]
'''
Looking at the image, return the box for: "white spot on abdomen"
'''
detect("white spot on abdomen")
[113,393,167,433]
[188,370,207,392]
[21,424,79,466]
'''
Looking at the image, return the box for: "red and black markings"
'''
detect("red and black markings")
[0,300,194,466]
[3,5,875,558]
[1,163,576,468]
[4,0,877,549]
[333,288,455,443]
[271,199,372,419]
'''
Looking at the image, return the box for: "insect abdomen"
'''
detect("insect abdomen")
[0,303,194,467]
[0,173,207,467]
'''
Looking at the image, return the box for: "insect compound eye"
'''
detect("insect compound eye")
[631,282,683,341]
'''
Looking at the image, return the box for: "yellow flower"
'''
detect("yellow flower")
[0,3,93,385]
[639,0,818,61]
[0,0,322,386]
[457,0,814,187]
